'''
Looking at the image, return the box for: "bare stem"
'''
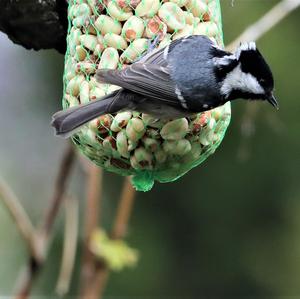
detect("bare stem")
[14,143,76,299]
[41,143,76,237]
[83,176,137,299]
[80,165,103,295]
[111,177,136,240]
[95,177,136,298]
[56,196,79,296]
[227,0,300,51]
[0,178,38,261]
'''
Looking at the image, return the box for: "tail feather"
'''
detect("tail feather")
[52,90,123,138]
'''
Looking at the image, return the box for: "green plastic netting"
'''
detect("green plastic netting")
[63,0,231,191]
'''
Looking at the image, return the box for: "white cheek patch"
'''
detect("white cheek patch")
[221,64,264,98]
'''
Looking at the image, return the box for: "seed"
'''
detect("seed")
[111,111,133,132]
[185,0,208,18]
[135,0,161,18]
[141,113,166,128]
[142,137,160,152]
[79,34,98,52]
[144,16,167,39]
[95,15,122,35]
[182,142,202,163]
[79,128,103,150]
[80,80,90,104]
[90,87,106,100]
[73,3,92,18]
[122,16,145,41]
[128,139,138,151]
[163,139,191,155]
[190,112,211,134]
[75,45,87,61]
[66,75,85,96]
[172,24,193,40]
[160,118,189,140]
[89,115,112,134]
[169,0,188,7]
[65,94,80,108]
[72,16,89,28]
[199,129,214,146]
[133,147,153,169]
[158,2,185,31]
[87,0,105,15]
[102,136,117,153]
[107,1,133,21]
[193,21,218,37]
[93,44,103,58]
[98,47,119,69]
[116,130,130,158]
[76,62,97,75]
[104,33,128,50]
[126,118,146,142]
[120,38,148,63]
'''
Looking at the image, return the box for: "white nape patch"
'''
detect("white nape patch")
[221,64,264,98]
[175,85,188,109]
[213,54,236,67]
[163,44,169,60]
[235,41,256,59]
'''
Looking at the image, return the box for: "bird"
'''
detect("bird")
[52,35,278,138]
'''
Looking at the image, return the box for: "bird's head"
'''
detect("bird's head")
[220,42,278,109]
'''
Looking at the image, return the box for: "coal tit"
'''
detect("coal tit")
[52,35,278,138]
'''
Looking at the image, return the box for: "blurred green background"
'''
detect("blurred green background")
[0,0,300,297]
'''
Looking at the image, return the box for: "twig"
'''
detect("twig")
[82,176,136,299]
[80,165,103,295]
[225,0,300,160]
[227,0,300,51]
[41,143,76,237]
[111,177,136,240]
[56,196,79,296]
[14,143,76,299]
[0,178,38,261]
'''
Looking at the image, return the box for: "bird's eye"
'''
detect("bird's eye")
[259,79,266,84]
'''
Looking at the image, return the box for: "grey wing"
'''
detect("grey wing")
[95,37,194,108]
[97,64,180,106]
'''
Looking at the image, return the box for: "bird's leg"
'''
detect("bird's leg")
[134,35,160,63]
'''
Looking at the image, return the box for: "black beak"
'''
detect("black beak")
[267,93,279,110]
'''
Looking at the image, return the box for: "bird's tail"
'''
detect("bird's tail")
[52,90,125,138]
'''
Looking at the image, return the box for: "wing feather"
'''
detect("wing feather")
[96,36,205,108]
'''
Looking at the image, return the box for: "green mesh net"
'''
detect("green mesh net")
[63,0,231,191]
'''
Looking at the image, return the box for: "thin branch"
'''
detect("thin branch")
[225,0,300,160]
[14,143,76,299]
[84,176,136,299]
[56,196,79,296]
[41,143,76,237]
[80,165,103,295]
[227,0,300,51]
[111,177,136,240]
[0,178,39,261]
